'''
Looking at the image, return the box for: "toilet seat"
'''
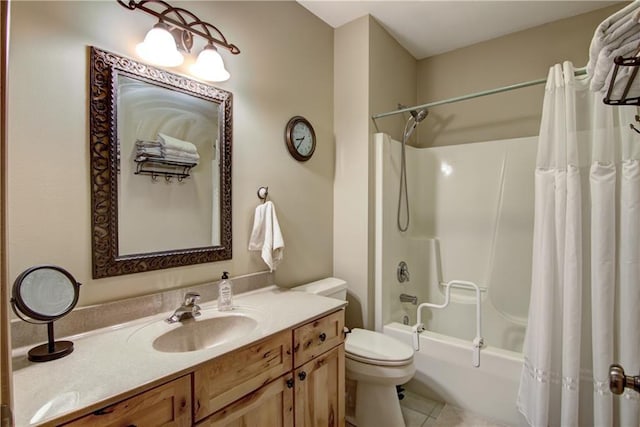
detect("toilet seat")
[345,328,414,367]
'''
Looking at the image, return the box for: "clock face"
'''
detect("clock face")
[292,122,314,156]
[285,116,316,161]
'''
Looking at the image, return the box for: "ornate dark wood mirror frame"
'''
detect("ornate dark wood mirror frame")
[89,47,232,279]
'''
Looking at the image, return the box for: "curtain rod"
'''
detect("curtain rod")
[371,67,588,123]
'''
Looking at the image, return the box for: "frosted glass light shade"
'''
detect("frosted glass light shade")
[136,23,184,67]
[190,45,230,82]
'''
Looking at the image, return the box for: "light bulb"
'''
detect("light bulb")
[136,23,183,67]
[190,45,230,82]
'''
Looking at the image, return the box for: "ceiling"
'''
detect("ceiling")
[297,1,622,59]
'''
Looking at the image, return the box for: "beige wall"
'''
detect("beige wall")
[7,1,334,306]
[416,4,626,147]
[334,16,370,329]
[1,0,10,413]
[333,16,416,329]
[369,18,417,141]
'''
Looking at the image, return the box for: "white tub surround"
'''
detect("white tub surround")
[374,133,535,352]
[12,286,346,427]
[384,322,523,426]
[374,132,539,426]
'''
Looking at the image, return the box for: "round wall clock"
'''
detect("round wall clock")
[285,116,316,161]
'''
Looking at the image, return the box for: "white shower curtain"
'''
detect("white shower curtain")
[517,61,640,426]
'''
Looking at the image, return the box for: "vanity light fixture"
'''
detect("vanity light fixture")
[117,0,240,81]
[190,43,230,82]
[135,22,184,67]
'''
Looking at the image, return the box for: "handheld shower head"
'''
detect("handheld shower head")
[404,108,428,140]
[410,108,428,123]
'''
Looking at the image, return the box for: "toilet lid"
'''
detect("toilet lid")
[345,328,414,365]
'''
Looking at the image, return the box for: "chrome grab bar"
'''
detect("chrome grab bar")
[412,280,484,368]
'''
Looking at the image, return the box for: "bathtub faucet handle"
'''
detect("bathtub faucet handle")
[397,261,410,283]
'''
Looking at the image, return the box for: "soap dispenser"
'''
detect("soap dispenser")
[218,271,233,311]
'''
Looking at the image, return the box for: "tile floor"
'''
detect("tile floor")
[400,390,508,427]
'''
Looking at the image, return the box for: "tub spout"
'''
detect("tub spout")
[399,293,418,305]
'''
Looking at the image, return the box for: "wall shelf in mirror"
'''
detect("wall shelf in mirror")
[134,158,196,182]
[89,47,233,279]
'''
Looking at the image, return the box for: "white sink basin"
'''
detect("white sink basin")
[128,307,265,353]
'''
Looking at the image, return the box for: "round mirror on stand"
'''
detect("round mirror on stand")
[11,265,81,362]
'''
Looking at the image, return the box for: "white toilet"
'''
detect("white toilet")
[295,278,415,427]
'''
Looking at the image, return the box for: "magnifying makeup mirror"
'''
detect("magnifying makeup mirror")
[11,265,81,362]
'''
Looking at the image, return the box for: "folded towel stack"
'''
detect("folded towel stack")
[587,1,640,98]
[135,140,163,160]
[135,133,200,165]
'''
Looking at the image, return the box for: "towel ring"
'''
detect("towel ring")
[257,186,269,203]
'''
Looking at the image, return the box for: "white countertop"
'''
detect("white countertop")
[12,286,346,426]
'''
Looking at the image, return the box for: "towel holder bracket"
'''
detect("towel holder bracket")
[134,158,195,182]
[257,186,269,203]
[603,55,640,106]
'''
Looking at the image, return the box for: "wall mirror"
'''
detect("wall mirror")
[90,47,232,279]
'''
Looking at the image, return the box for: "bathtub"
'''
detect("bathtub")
[383,322,524,426]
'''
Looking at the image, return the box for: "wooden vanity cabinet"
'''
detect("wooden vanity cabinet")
[193,330,293,423]
[199,309,345,427]
[58,309,344,427]
[63,375,191,427]
[292,310,344,368]
[292,310,345,427]
[195,375,294,427]
[294,345,345,427]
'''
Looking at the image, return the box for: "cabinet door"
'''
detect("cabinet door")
[293,310,344,368]
[64,375,191,427]
[194,330,292,422]
[197,375,294,427]
[294,344,345,427]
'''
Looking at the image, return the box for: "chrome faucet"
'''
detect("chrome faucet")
[166,292,201,323]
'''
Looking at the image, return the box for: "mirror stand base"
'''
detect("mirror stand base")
[28,340,74,363]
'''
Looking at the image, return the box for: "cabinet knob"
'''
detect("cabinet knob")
[298,371,307,381]
[319,332,327,342]
[286,378,294,388]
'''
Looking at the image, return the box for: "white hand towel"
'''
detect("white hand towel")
[248,201,284,272]
[587,1,640,67]
[590,31,640,91]
[587,1,640,91]
[587,2,640,74]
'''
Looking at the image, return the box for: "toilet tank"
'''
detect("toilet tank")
[293,277,347,301]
